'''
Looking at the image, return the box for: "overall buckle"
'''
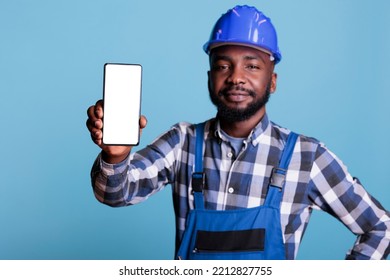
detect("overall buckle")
[270,167,287,190]
[192,172,205,193]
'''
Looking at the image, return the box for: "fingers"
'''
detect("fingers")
[94,99,104,119]
[139,115,148,139]
[86,99,104,146]
[87,100,149,151]
[87,100,103,120]
[139,115,148,129]
[86,121,103,146]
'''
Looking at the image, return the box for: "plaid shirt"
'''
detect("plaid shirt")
[91,114,390,259]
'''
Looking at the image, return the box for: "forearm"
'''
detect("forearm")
[345,200,390,260]
[101,149,131,164]
[90,124,184,207]
[310,145,390,259]
[346,229,390,260]
[91,153,136,207]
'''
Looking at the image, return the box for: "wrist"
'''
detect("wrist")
[101,149,130,164]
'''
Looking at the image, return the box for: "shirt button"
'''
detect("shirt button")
[227,152,233,158]
[228,187,234,194]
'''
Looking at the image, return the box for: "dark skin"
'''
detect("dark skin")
[86,45,277,163]
[208,45,277,138]
[86,101,147,163]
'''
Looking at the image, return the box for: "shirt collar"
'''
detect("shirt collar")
[212,113,271,146]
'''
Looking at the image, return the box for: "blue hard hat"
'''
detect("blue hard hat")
[203,5,282,64]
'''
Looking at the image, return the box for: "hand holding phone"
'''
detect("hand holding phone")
[102,63,142,146]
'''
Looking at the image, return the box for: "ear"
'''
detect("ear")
[270,72,278,93]
[207,70,211,92]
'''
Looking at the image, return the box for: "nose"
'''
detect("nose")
[227,66,246,85]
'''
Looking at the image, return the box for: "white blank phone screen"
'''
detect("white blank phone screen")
[103,63,142,145]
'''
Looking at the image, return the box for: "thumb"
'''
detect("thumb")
[139,115,148,130]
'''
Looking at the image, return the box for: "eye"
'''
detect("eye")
[212,63,230,71]
[246,64,261,70]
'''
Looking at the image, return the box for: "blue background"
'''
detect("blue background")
[1,0,389,260]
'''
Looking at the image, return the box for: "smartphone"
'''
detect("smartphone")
[102,63,142,146]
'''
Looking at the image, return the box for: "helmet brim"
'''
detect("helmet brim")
[204,41,281,64]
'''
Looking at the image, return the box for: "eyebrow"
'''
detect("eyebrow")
[244,54,266,64]
[211,54,266,64]
[211,54,231,62]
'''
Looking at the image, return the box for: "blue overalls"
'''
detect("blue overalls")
[176,123,298,260]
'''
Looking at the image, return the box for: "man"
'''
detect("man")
[86,5,390,259]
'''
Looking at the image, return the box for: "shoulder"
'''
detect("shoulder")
[269,121,336,165]
[170,118,216,136]
[268,121,342,175]
[154,119,215,145]
[269,121,322,147]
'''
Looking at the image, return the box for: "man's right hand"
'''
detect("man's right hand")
[86,99,147,164]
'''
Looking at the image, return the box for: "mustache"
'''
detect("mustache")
[218,86,256,97]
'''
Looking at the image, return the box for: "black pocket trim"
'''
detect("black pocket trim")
[195,228,265,252]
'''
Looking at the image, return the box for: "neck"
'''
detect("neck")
[219,108,266,138]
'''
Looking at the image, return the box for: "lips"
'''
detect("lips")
[224,92,250,102]
[219,87,254,103]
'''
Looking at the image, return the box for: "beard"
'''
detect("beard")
[209,83,271,123]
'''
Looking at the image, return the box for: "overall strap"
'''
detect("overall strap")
[265,132,299,208]
[192,122,206,210]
